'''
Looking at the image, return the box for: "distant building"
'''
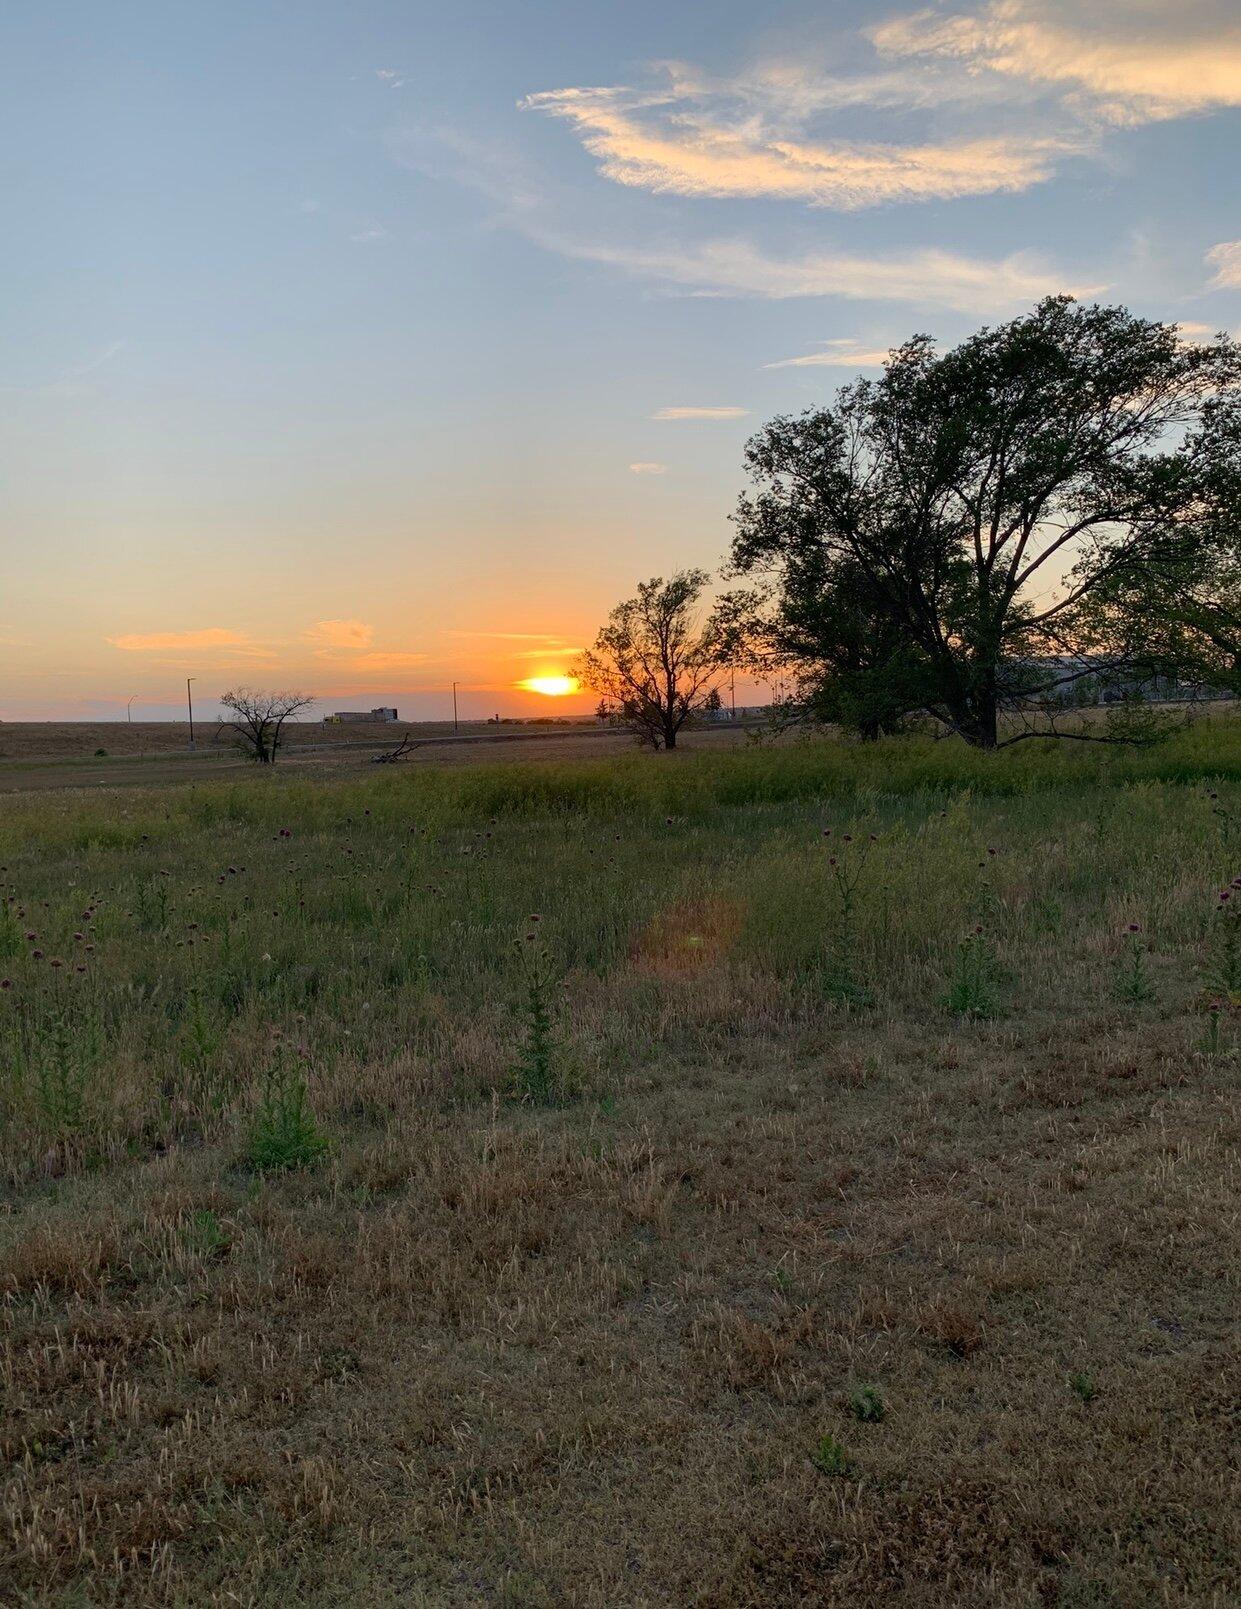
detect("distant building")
[324,707,398,724]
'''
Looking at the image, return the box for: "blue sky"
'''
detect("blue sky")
[2,0,1239,719]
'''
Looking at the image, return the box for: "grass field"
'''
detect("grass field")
[1,727,1239,1605]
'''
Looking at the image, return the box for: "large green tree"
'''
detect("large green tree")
[729,298,1241,748]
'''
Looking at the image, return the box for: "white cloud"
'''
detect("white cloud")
[766,338,893,369]
[522,78,1070,209]
[872,1,1241,126]
[303,618,375,649]
[629,461,668,473]
[350,226,389,242]
[652,406,749,421]
[563,234,1097,312]
[1206,241,1241,289]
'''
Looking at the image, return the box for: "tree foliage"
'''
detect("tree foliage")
[220,688,316,764]
[575,571,724,750]
[729,298,1241,747]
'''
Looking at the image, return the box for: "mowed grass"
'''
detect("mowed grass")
[1,727,1239,1606]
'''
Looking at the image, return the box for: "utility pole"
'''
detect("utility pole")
[452,681,459,733]
[186,678,196,749]
[127,695,137,724]
[729,669,735,717]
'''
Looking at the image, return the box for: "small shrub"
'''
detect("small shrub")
[245,1066,329,1172]
[848,1384,886,1423]
[1069,1370,1097,1403]
[810,1434,852,1477]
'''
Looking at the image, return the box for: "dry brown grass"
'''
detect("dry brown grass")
[3,1020,1235,1605]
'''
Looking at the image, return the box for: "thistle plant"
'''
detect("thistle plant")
[940,926,1001,1019]
[179,981,225,1110]
[1114,924,1155,1004]
[245,1060,329,1172]
[816,827,876,1006]
[1202,884,1241,1003]
[1197,882,1241,1053]
[510,919,575,1105]
[35,1013,91,1137]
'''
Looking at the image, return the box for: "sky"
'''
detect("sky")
[2,0,1239,721]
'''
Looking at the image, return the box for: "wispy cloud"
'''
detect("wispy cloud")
[872,1,1241,126]
[560,234,1095,312]
[376,68,406,89]
[4,339,127,401]
[523,78,1069,209]
[629,461,668,473]
[765,338,893,369]
[1206,241,1241,289]
[652,405,749,420]
[350,225,389,243]
[303,618,375,650]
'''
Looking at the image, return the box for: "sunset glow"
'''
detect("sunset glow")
[518,675,579,697]
[1,0,1238,724]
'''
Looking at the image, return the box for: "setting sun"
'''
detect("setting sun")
[518,675,579,697]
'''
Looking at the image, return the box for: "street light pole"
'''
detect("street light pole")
[452,681,458,733]
[186,678,196,750]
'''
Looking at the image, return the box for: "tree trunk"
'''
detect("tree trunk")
[664,728,677,750]
[957,701,998,748]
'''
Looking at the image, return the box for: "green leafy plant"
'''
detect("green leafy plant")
[184,1209,231,1258]
[0,900,21,959]
[815,827,877,1006]
[245,1064,329,1172]
[1201,888,1241,1002]
[1069,1370,1097,1403]
[179,981,225,1107]
[940,927,1001,1018]
[1114,924,1155,1004]
[848,1384,886,1423]
[34,1014,92,1136]
[510,924,576,1105]
[133,877,170,932]
[810,1433,853,1477]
